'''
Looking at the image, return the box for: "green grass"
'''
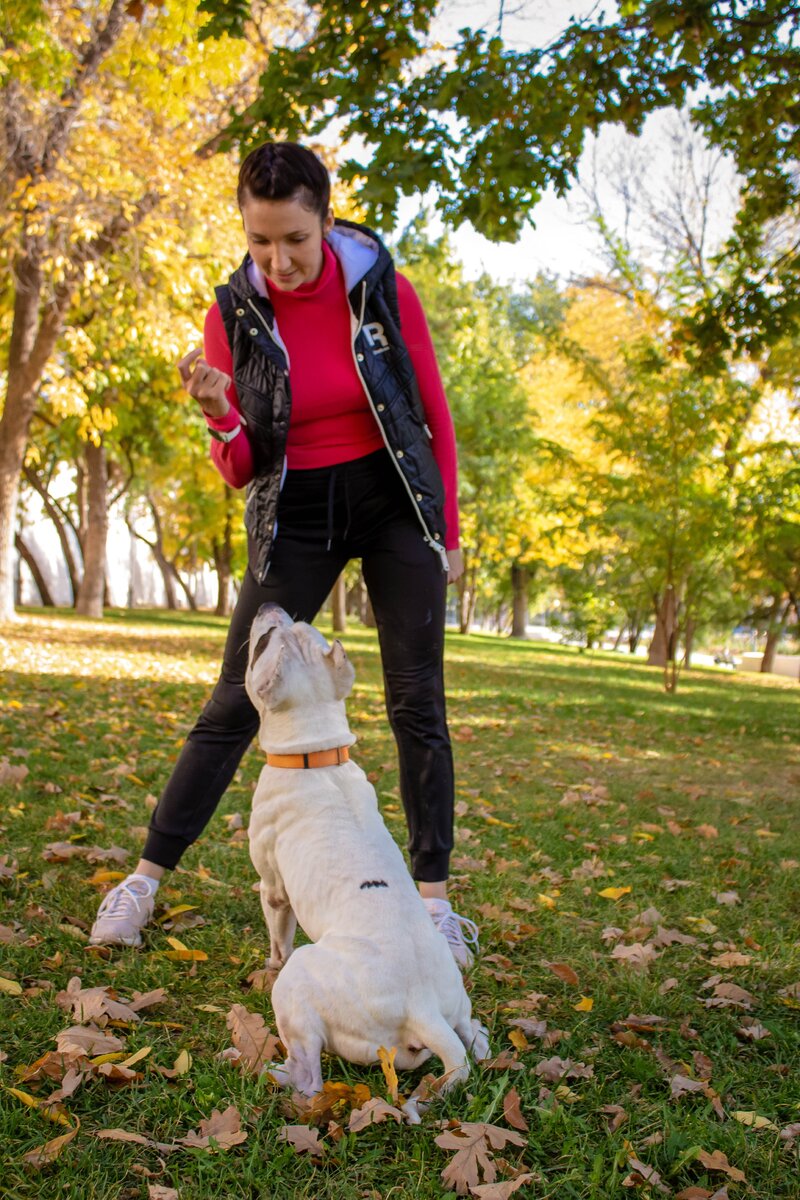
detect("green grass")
[1,609,799,1200]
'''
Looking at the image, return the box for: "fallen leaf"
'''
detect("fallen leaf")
[348,1097,405,1131]
[0,977,23,996]
[696,824,718,839]
[148,1187,179,1200]
[736,1019,771,1042]
[547,962,579,987]
[469,1176,534,1199]
[378,1045,399,1103]
[224,1004,280,1074]
[278,1125,326,1155]
[709,952,751,967]
[696,1149,746,1182]
[730,1111,778,1131]
[179,1106,247,1150]
[22,1117,80,1167]
[574,996,594,1012]
[610,942,658,970]
[533,1056,593,1082]
[435,1123,526,1195]
[624,1155,670,1194]
[502,1087,528,1132]
[598,886,632,901]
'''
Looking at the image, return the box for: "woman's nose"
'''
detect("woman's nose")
[272,243,291,271]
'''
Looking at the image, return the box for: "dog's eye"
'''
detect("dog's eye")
[251,626,275,665]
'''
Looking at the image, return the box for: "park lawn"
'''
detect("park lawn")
[1,609,799,1200]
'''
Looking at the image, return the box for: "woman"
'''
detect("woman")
[89,142,478,967]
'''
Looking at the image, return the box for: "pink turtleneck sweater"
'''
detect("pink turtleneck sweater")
[203,242,459,548]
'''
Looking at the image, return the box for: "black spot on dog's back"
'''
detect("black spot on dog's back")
[360,880,389,890]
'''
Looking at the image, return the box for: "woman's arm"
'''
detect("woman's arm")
[201,304,255,489]
[396,272,460,553]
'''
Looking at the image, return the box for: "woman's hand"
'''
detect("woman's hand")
[447,547,464,585]
[177,347,232,419]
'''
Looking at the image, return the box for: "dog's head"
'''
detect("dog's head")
[245,604,355,715]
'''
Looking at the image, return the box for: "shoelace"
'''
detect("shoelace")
[98,881,151,918]
[432,909,480,950]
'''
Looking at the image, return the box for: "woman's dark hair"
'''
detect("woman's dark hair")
[237,142,330,220]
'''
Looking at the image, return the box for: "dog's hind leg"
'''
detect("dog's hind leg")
[259,881,297,968]
[411,1017,470,1094]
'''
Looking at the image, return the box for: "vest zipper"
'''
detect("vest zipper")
[350,281,449,572]
[247,298,291,369]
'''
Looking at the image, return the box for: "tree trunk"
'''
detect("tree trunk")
[761,597,790,673]
[331,573,347,632]
[75,441,109,617]
[647,587,678,667]
[683,616,695,668]
[14,533,55,606]
[510,561,529,638]
[23,467,81,601]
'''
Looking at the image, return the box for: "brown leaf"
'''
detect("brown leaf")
[696,824,719,839]
[670,1074,706,1098]
[674,1189,713,1199]
[701,982,754,1010]
[696,1149,746,1182]
[610,942,658,970]
[22,1119,80,1167]
[56,1025,125,1056]
[624,1156,670,1193]
[546,962,579,987]
[0,758,29,785]
[501,1087,528,1132]
[601,1104,628,1132]
[709,951,751,967]
[224,1004,280,1073]
[148,1189,178,1200]
[55,977,140,1024]
[735,1019,771,1042]
[348,1097,405,1131]
[469,1176,534,1198]
[435,1123,526,1195]
[180,1106,247,1150]
[129,988,168,1012]
[533,1056,593,1083]
[278,1125,326,1155]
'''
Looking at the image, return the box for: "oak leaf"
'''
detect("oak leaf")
[348,1097,405,1131]
[469,1175,534,1198]
[533,1056,593,1082]
[278,1124,326,1155]
[435,1123,526,1195]
[695,1149,745,1181]
[22,1118,80,1168]
[224,1004,280,1074]
[180,1106,247,1150]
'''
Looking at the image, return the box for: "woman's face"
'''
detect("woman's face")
[240,192,334,291]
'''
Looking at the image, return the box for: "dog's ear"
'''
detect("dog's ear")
[325,639,355,700]
[254,644,287,707]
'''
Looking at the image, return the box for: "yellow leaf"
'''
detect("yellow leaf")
[119,1046,152,1068]
[166,936,189,952]
[377,1046,399,1102]
[158,905,198,922]
[574,996,594,1012]
[89,1052,126,1066]
[0,977,23,995]
[598,887,632,901]
[508,1029,530,1051]
[162,948,208,962]
[483,815,516,828]
[731,1111,778,1131]
[173,1049,192,1075]
[85,870,126,885]
[23,1117,80,1166]
[6,1087,72,1127]
[537,893,557,909]
[554,1084,581,1102]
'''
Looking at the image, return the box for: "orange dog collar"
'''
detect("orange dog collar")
[266,746,350,769]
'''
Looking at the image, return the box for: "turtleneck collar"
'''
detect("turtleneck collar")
[261,241,338,304]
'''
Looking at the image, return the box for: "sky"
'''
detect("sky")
[391,0,738,287]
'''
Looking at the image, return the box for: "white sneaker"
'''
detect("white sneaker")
[89,876,156,947]
[425,899,480,969]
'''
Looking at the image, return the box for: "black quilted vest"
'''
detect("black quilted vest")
[215,219,448,584]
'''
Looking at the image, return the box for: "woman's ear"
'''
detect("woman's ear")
[323,207,335,236]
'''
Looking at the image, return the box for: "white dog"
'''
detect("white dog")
[245,603,489,1105]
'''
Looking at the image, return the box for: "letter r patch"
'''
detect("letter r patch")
[363,322,390,354]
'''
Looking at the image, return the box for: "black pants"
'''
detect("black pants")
[143,449,454,882]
